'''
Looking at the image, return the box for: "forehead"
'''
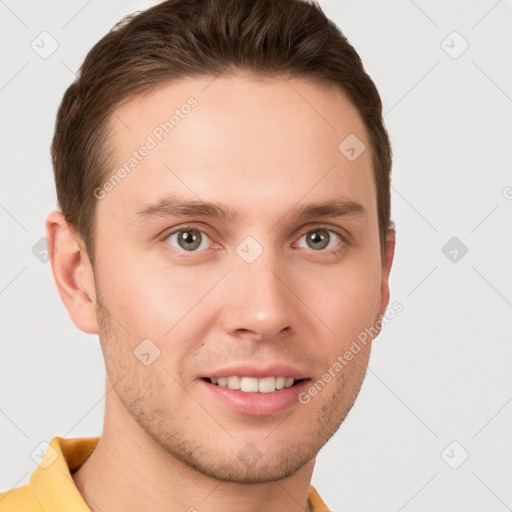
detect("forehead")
[99,74,376,227]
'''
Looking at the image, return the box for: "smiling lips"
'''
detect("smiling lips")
[203,363,308,395]
[201,373,310,416]
[208,376,297,393]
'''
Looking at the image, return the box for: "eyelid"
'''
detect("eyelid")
[159,223,213,241]
[296,223,347,238]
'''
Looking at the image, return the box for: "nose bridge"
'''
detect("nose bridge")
[221,235,296,339]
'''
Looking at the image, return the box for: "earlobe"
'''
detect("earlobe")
[45,210,99,335]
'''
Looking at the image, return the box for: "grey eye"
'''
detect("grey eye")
[297,229,342,251]
[166,229,210,252]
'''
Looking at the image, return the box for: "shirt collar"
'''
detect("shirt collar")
[30,436,98,511]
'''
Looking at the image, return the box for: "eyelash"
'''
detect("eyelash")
[160,224,347,256]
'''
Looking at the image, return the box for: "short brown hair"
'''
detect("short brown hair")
[51,0,392,266]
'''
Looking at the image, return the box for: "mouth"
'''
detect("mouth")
[199,364,311,416]
[202,376,308,393]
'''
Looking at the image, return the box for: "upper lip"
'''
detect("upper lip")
[202,363,309,380]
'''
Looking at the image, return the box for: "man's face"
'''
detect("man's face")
[92,74,390,483]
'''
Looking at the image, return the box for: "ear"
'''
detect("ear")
[45,210,99,334]
[378,222,396,317]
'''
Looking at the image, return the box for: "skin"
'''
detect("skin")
[46,73,395,512]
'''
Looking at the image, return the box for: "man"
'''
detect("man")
[0,0,395,510]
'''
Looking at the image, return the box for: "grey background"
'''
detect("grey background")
[1,1,511,510]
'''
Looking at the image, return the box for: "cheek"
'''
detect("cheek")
[97,243,202,331]
[95,245,217,372]
[301,255,382,340]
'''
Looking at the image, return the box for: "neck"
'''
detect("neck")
[72,381,315,512]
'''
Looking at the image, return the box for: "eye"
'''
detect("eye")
[162,225,345,255]
[164,228,212,252]
[295,227,344,252]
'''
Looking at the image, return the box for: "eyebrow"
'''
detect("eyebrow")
[134,194,367,224]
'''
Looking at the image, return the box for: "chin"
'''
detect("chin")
[182,448,315,484]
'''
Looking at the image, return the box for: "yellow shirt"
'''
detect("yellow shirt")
[0,437,330,511]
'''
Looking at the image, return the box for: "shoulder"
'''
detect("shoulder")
[0,483,42,512]
[308,484,331,512]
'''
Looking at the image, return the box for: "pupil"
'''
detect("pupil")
[308,230,328,250]
[180,230,201,250]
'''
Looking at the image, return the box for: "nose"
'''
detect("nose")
[219,245,299,342]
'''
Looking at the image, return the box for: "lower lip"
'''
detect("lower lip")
[200,379,310,416]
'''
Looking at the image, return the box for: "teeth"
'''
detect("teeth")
[275,376,286,390]
[227,376,241,390]
[258,377,275,393]
[209,376,297,392]
[240,377,259,392]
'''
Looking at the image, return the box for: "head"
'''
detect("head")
[47,0,395,483]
